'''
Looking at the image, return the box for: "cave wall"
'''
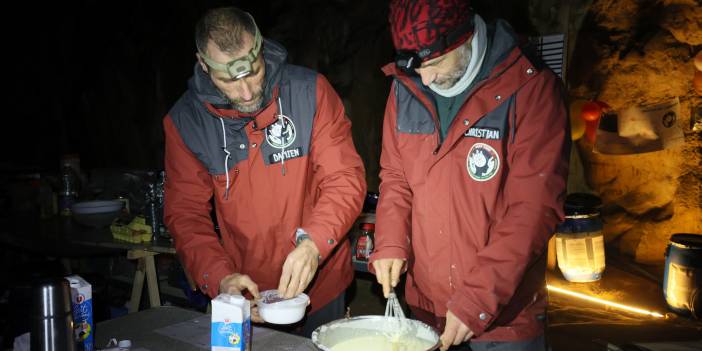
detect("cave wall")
[4,0,698,263]
[568,0,702,263]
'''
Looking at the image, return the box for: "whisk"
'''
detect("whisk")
[384,289,406,319]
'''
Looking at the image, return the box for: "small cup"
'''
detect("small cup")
[257,290,309,324]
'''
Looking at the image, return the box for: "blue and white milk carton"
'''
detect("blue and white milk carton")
[211,294,251,351]
[65,275,94,351]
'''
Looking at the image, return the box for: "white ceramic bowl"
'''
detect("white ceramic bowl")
[258,290,309,324]
[71,200,124,214]
[71,200,124,227]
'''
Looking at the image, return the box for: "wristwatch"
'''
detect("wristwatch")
[295,228,311,246]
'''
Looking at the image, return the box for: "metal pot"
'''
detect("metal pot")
[311,315,440,351]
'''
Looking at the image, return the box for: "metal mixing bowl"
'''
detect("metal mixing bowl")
[311,315,440,351]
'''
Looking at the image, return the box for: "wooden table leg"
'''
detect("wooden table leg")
[127,250,160,313]
[144,253,161,308]
[128,256,146,313]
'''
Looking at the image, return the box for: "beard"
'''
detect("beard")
[227,89,264,113]
[433,44,472,90]
[230,95,264,113]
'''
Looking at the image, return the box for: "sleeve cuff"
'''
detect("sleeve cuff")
[447,293,496,337]
[197,265,234,299]
[297,226,333,262]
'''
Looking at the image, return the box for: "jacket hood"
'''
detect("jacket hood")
[479,19,519,79]
[188,38,289,114]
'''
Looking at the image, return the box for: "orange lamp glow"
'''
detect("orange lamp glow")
[580,101,602,122]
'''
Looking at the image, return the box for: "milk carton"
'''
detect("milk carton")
[211,294,251,351]
[65,275,94,351]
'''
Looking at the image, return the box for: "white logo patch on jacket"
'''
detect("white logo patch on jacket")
[464,127,501,140]
[466,143,500,181]
[269,147,302,163]
[266,115,296,149]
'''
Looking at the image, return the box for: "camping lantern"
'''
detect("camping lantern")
[555,193,606,282]
[663,233,702,319]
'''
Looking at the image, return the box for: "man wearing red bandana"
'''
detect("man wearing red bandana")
[369,0,570,350]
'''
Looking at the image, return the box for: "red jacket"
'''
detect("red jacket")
[164,40,366,313]
[369,21,569,341]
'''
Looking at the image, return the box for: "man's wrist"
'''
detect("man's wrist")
[295,228,320,258]
[295,228,311,246]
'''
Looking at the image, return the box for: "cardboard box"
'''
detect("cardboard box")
[211,294,251,351]
[66,275,94,351]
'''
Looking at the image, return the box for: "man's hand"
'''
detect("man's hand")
[250,304,263,323]
[278,239,320,299]
[371,258,405,298]
[219,273,264,323]
[439,310,474,351]
[219,273,261,297]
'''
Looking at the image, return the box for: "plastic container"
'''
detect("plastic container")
[555,193,605,282]
[102,339,131,351]
[257,290,309,324]
[664,233,702,319]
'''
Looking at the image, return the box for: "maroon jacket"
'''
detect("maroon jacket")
[369,20,570,341]
[164,40,366,313]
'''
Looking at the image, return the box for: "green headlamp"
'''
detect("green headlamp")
[198,14,262,80]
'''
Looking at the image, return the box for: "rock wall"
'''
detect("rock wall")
[568,0,702,263]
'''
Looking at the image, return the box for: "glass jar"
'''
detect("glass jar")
[354,223,375,262]
[664,233,702,318]
[555,193,605,282]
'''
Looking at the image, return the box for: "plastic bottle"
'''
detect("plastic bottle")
[145,182,159,241]
[58,163,78,216]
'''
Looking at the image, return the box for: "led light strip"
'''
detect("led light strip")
[547,284,664,318]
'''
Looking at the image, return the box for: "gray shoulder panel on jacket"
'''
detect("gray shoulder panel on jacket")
[169,90,250,175]
[260,64,317,166]
[395,80,435,135]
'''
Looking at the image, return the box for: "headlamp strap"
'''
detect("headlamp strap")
[198,12,262,80]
